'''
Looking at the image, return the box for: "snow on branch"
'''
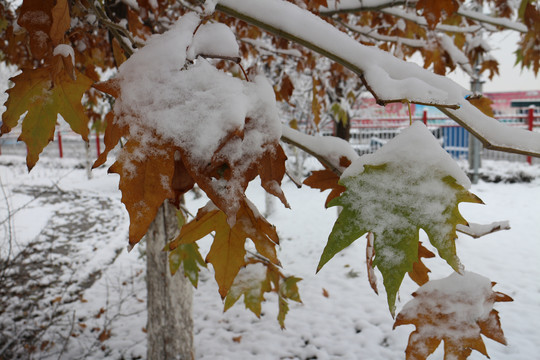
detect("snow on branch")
[337,21,426,48]
[281,125,358,175]
[457,8,527,33]
[380,8,488,33]
[322,1,527,33]
[215,0,540,158]
[457,221,510,239]
[339,22,474,76]
[321,0,411,15]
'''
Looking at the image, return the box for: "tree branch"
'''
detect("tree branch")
[215,0,540,158]
[319,0,411,15]
[456,221,510,238]
[280,125,358,176]
[321,2,527,33]
[87,1,141,57]
[457,9,527,33]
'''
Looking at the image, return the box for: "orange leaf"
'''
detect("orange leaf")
[303,169,345,207]
[310,0,329,11]
[93,78,121,98]
[277,74,294,103]
[408,242,435,286]
[93,112,126,168]
[98,329,111,342]
[17,0,55,59]
[170,157,195,207]
[127,8,152,41]
[232,336,242,343]
[416,0,459,29]
[109,139,176,246]
[178,129,288,223]
[322,288,329,298]
[257,143,289,208]
[50,0,70,45]
[468,96,495,118]
[395,272,512,360]
[111,38,127,67]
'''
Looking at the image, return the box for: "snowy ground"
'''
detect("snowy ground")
[0,153,539,359]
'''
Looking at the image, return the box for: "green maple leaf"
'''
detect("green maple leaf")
[277,276,302,328]
[224,262,272,317]
[223,260,302,328]
[317,122,482,315]
[1,66,92,170]
[168,243,207,288]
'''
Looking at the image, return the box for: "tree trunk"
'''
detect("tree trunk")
[146,201,194,360]
[264,192,275,218]
[334,113,351,142]
[84,141,93,180]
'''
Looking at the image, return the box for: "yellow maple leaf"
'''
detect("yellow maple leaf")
[168,199,280,298]
[1,62,92,170]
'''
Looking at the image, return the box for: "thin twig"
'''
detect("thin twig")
[0,174,13,276]
[56,311,76,360]
[285,169,302,188]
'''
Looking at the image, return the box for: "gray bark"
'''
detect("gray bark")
[84,141,93,180]
[146,201,194,360]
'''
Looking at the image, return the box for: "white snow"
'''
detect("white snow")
[457,221,510,239]
[0,154,539,359]
[281,125,359,173]
[398,271,497,339]
[53,44,75,66]
[343,121,470,187]
[111,13,282,219]
[187,22,239,60]
[324,0,528,33]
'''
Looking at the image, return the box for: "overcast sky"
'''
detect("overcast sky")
[447,31,539,93]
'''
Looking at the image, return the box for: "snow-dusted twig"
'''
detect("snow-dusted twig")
[0,174,13,277]
[281,125,359,176]
[457,221,510,239]
[56,311,77,360]
[321,1,527,33]
[87,1,142,57]
[320,0,411,15]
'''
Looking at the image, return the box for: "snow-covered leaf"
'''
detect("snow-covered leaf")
[317,122,482,314]
[394,271,513,360]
